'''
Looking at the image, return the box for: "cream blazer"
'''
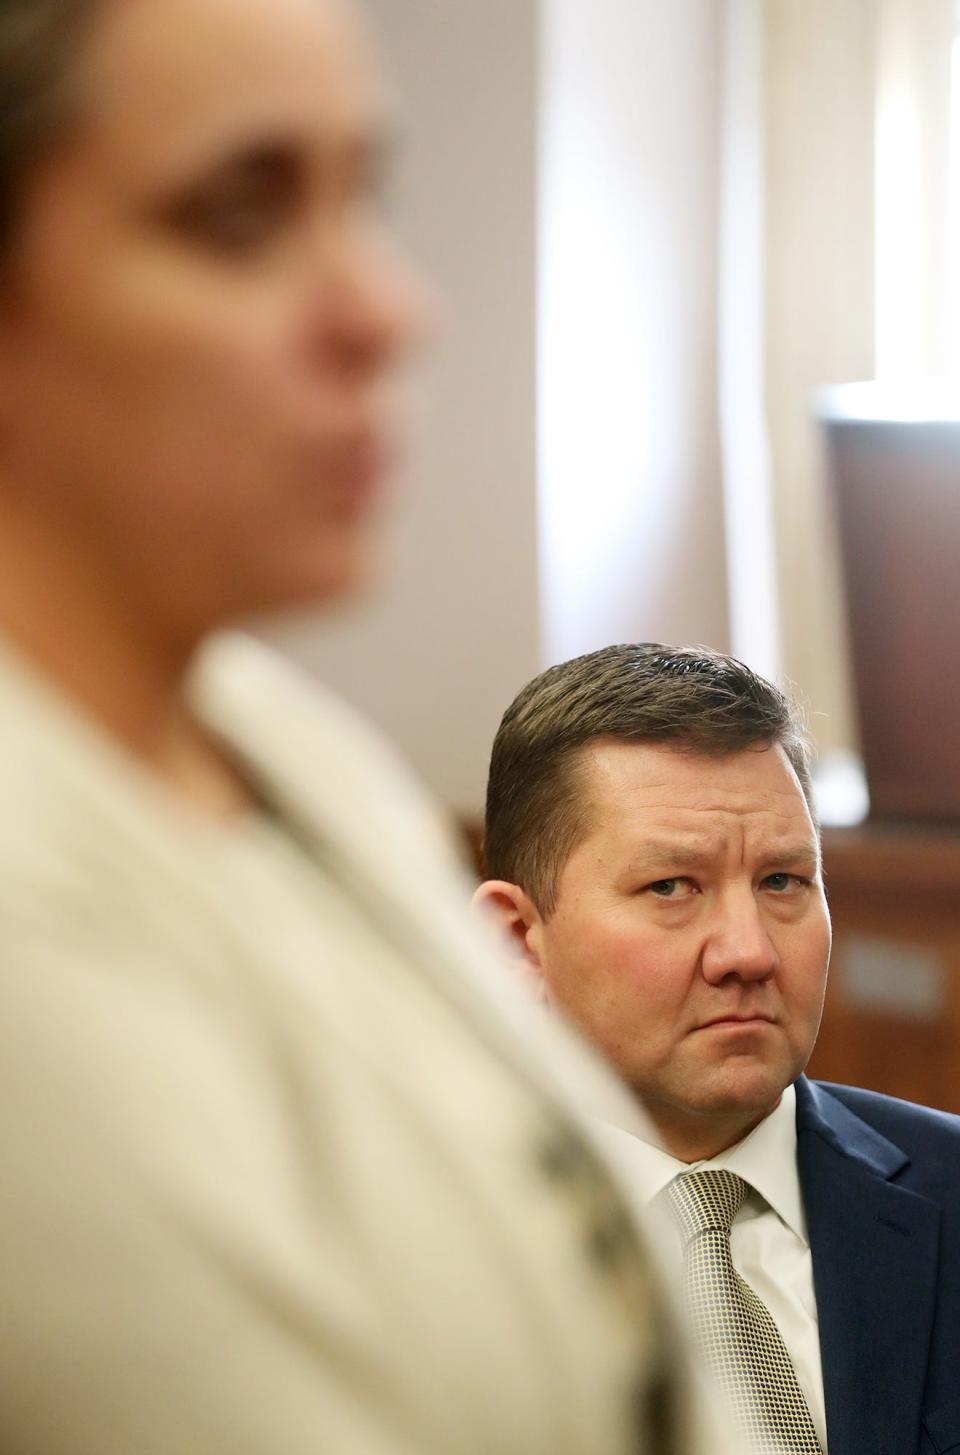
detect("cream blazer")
[0,632,686,1455]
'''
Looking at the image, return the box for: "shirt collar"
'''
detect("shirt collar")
[598,1084,808,1246]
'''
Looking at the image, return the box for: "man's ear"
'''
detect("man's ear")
[471,879,548,1001]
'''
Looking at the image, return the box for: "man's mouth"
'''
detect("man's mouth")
[696,1013,776,1030]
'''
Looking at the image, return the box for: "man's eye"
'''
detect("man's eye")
[763,873,805,892]
[647,878,690,898]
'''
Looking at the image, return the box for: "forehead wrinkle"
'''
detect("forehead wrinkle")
[628,772,807,807]
[578,741,818,861]
[614,795,813,840]
[617,797,818,867]
[623,826,819,878]
[623,834,729,873]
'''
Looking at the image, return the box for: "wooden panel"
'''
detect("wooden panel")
[808,826,960,1112]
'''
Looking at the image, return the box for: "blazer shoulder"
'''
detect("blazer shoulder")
[809,1079,960,1175]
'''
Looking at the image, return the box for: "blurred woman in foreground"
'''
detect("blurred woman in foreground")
[0,1,690,1452]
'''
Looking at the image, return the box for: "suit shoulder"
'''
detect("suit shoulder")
[812,1079,960,1150]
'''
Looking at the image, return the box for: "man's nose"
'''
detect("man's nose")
[700,894,779,984]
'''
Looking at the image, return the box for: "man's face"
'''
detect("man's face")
[525,740,831,1158]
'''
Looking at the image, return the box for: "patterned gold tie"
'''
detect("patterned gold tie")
[665,1169,823,1455]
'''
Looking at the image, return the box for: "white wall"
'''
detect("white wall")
[538,0,729,665]
[764,0,876,753]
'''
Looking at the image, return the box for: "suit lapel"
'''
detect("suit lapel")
[795,1078,940,1455]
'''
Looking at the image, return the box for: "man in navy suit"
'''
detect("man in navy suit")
[475,642,960,1455]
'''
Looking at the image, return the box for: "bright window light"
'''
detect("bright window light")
[875,66,924,379]
[947,30,960,374]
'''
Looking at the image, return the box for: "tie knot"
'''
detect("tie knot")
[665,1169,747,1244]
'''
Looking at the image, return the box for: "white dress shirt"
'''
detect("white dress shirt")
[595,1086,828,1452]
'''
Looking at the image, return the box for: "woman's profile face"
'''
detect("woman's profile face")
[0,0,423,638]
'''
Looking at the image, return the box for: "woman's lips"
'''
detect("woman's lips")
[308,429,396,512]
